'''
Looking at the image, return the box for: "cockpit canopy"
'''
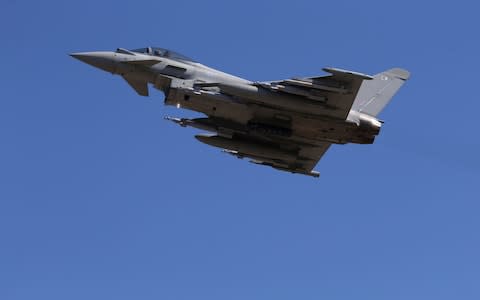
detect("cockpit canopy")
[130,47,196,62]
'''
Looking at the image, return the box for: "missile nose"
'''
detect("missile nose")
[70,51,117,73]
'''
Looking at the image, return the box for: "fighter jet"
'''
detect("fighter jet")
[71,47,409,177]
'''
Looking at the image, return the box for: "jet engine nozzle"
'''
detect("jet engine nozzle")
[358,114,382,135]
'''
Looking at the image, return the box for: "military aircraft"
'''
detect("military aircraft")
[71,47,409,177]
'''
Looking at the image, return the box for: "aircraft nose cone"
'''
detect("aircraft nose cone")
[70,51,116,73]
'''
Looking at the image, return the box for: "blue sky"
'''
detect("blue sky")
[1,1,479,299]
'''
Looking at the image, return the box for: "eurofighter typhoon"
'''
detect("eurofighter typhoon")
[71,47,409,177]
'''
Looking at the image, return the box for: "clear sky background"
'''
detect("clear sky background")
[1,1,479,299]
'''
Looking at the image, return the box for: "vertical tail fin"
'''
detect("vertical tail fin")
[352,68,410,117]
